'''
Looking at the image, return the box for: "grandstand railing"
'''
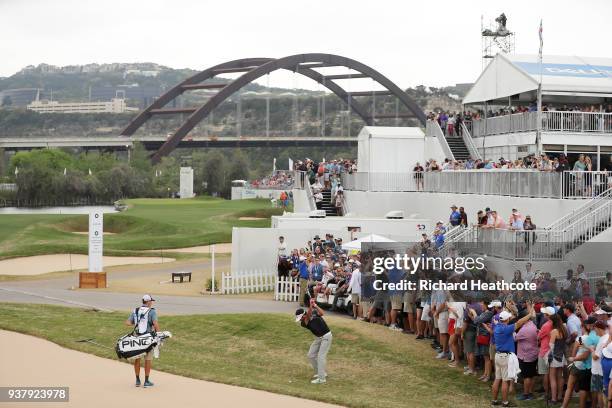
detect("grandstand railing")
[471,111,612,137]
[342,170,612,199]
[425,120,455,160]
[460,122,482,161]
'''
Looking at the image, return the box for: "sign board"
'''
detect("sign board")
[180,167,194,199]
[88,210,103,272]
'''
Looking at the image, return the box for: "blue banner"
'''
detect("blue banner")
[514,61,612,78]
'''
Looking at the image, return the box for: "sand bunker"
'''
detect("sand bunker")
[0,254,174,276]
[146,243,232,254]
[0,330,340,408]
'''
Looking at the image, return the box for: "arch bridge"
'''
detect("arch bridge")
[120,53,426,162]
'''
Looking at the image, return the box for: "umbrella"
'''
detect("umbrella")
[342,234,396,251]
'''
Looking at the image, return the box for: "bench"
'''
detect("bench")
[171,272,192,283]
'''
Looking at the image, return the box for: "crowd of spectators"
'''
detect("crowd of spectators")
[294,158,356,216]
[248,170,295,189]
[417,154,587,172]
[278,230,612,406]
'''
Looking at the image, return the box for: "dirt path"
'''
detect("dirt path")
[0,330,341,408]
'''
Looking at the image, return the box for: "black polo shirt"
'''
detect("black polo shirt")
[302,310,330,337]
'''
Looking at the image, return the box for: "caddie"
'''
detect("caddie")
[125,294,160,388]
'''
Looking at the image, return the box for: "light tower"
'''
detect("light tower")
[481,13,516,70]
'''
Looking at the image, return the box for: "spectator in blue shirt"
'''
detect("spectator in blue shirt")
[449,205,461,226]
[311,258,324,282]
[491,303,535,407]
[298,256,309,306]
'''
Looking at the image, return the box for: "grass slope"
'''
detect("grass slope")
[0,303,498,408]
[0,197,281,259]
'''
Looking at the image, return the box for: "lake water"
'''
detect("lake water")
[0,206,118,215]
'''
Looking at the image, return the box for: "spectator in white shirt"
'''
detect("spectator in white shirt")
[348,263,362,319]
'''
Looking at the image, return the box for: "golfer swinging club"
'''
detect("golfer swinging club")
[295,298,333,384]
[125,294,160,388]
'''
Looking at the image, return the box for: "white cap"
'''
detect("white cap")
[142,294,155,302]
[334,263,340,267]
[499,311,512,321]
[542,306,556,316]
[348,259,355,263]
[595,309,608,315]
[488,300,502,308]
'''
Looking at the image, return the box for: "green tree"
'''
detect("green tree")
[202,151,226,197]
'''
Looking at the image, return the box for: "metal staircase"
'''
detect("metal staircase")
[318,189,339,216]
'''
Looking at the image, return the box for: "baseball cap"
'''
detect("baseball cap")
[584,316,598,325]
[499,311,512,321]
[450,205,457,209]
[542,306,556,316]
[595,320,608,330]
[295,308,305,322]
[142,294,155,302]
[595,309,608,315]
[488,300,502,308]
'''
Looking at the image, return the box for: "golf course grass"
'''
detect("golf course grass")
[0,197,283,259]
[0,303,501,408]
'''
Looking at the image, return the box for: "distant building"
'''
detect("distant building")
[27,98,137,114]
[89,85,164,107]
[0,88,41,107]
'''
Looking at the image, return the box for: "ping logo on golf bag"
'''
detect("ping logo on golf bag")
[121,336,154,349]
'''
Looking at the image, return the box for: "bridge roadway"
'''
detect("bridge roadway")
[0,135,357,150]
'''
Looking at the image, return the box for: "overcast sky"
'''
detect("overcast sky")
[1,0,611,89]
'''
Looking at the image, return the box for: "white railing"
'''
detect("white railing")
[274,276,300,302]
[221,269,276,294]
[424,170,562,198]
[471,111,612,137]
[460,122,482,160]
[426,120,455,160]
[471,112,537,137]
[342,170,612,199]
[561,171,612,199]
[547,187,612,231]
[543,111,612,133]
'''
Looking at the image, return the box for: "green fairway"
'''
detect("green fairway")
[0,197,282,259]
[0,303,501,408]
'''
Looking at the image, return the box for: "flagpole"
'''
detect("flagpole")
[536,19,543,156]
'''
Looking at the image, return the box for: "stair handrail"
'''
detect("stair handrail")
[546,187,612,231]
[438,225,477,258]
[426,120,455,161]
[460,122,482,160]
[559,197,612,247]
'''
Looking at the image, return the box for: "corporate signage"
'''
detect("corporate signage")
[514,61,612,78]
[88,210,103,272]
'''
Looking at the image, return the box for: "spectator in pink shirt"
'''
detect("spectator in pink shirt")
[515,313,539,401]
[537,306,556,399]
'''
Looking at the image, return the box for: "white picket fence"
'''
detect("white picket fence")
[221,269,276,294]
[274,276,300,302]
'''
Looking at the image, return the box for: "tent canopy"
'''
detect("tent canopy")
[463,53,612,105]
[342,233,396,251]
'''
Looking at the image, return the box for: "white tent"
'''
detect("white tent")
[463,53,612,105]
[342,234,396,251]
[357,126,424,174]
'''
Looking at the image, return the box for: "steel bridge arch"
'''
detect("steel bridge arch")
[120,53,426,162]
